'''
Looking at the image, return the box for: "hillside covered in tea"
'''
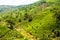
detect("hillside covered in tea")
[0,0,60,40]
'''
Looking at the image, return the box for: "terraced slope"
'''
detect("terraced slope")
[0,1,60,40]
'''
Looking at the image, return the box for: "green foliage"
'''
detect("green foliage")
[46,0,60,2]
[0,1,60,40]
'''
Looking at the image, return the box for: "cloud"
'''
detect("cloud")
[0,0,39,6]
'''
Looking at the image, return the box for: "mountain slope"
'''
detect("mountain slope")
[0,5,17,13]
[0,1,60,40]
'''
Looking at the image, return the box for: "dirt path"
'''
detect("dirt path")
[15,27,35,40]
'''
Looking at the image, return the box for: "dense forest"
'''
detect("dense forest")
[0,0,60,40]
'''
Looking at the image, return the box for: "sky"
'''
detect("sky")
[0,0,39,6]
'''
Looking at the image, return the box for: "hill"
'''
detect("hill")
[0,0,60,40]
[0,5,17,13]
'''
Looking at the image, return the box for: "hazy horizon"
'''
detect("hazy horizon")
[0,0,39,6]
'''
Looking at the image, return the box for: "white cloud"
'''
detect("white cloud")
[0,0,39,6]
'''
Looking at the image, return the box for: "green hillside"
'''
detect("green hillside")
[0,5,17,13]
[0,0,60,40]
